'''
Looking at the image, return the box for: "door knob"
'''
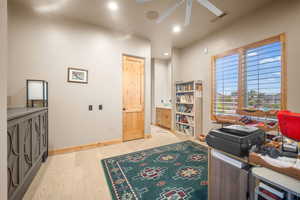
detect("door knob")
[123,108,126,111]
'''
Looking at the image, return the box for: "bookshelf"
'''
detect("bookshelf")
[175,80,203,137]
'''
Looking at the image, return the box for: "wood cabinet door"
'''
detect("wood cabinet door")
[162,110,166,127]
[41,112,48,154]
[156,108,171,129]
[156,109,162,125]
[210,154,248,200]
[122,55,145,141]
[21,118,33,181]
[164,109,171,129]
[31,114,41,164]
[7,122,21,198]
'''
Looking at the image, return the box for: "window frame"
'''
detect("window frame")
[211,33,287,121]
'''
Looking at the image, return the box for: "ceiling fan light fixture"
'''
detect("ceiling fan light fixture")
[172,25,182,33]
[146,11,159,20]
[137,0,224,27]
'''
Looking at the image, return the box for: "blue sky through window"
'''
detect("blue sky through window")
[215,41,282,114]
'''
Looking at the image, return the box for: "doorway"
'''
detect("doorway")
[122,55,145,141]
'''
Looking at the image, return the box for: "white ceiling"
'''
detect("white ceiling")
[11,0,273,59]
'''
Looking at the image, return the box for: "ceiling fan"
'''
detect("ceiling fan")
[136,0,226,26]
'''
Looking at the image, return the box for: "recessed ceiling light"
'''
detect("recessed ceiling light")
[164,53,169,56]
[108,1,119,11]
[172,25,182,33]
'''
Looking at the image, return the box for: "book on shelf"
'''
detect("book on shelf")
[184,127,193,135]
[258,182,286,200]
[177,104,193,113]
[195,84,202,91]
[259,188,281,200]
[176,124,194,136]
[176,83,194,92]
[257,196,267,200]
[176,94,193,104]
[176,115,194,125]
[186,116,194,124]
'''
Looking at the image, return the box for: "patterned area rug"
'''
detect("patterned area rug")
[101,141,208,200]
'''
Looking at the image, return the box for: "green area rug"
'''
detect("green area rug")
[101,141,208,200]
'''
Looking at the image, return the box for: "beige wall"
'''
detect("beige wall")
[154,59,172,107]
[152,58,172,123]
[8,3,151,150]
[171,48,181,130]
[0,0,7,199]
[176,1,300,134]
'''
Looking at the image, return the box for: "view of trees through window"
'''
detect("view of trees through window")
[213,36,284,118]
[245,41,281,110]
[215,54,239,115]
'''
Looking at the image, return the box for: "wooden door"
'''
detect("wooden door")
[122,55,145,141]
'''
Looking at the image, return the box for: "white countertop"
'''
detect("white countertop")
[252,167,300,195]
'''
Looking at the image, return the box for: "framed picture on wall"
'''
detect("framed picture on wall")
[67,68,88,84]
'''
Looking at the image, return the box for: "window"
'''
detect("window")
[244,41,282,110]
[212,34,287,120]
[214,54,239,116]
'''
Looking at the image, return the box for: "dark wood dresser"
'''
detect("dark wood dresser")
[7,107,48,200]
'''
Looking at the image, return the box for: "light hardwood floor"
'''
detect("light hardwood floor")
[23,126,197,200]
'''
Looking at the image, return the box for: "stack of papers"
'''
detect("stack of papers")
[259,154,300,169]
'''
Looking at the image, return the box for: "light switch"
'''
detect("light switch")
[89,105,93,111]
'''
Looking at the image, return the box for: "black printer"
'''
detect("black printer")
[206,125,265,157]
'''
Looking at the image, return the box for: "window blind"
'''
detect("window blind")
[214,54,239,116]
[243,41,282,110]
[212,34,286,120]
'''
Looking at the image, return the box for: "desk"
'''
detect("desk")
[249,152,300,180]
[208,147,300,199]
[209,148,250,200]
[252,167,300,199]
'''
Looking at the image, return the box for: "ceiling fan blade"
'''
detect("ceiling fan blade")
[136,0,154,3]
[211,12,227,23]
[197,0,224,17]
[184,0,193,26]
[156,0,185,24]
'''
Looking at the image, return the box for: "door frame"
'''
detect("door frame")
[121,54,146,142]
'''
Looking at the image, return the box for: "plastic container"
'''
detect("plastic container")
[277,110,300,142]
